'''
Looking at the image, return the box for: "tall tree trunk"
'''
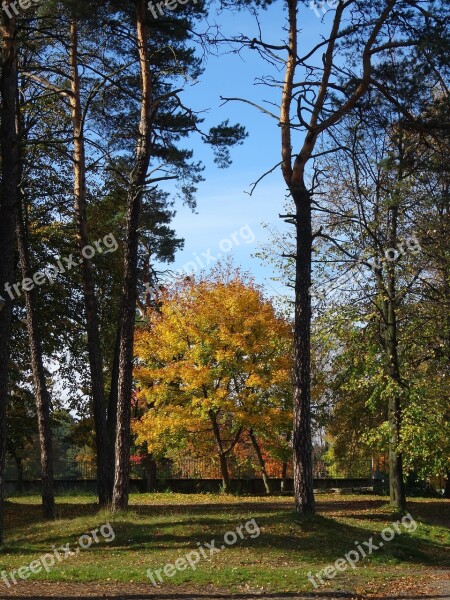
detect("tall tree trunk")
[0,4,19,545]
[249,429,271,494]
[384,203,406,513]
[276,0,399,515]
[16,199,55,519]
[386,311,406,511]
[292,186,315,514]
[386,343,406,511]
[106,327,121,498]
[279,0,315,515]
[69,18,111,506]
[112,0,154,511]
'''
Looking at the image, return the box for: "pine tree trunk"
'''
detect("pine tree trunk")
[292,187,316,514]
[106,328,121,499]
[279,0,314,514]
[112,0,153,511]
[385,206,406,513]
[387,333,406,513]
[17,200,55,519]
[69,18,111,506]
[249,429,271,494]
[0,5,19,545]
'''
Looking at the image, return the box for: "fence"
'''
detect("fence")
[5,454,372,482]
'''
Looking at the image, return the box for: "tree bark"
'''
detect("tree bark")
[279,0,315,515]
[112,0,154,511]
[16,199,55,519]
[106,327,121,497]
[69,18,112,506]
[292,187,315,514]
[384,201,406,512]
[218,452,231,493]
[386,313,406,512]
[209,410,231,493]
[0,4,19,545]
[249,429,271,494]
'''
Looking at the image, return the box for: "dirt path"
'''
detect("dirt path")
[428,572,450,599]
[0,571,449,600]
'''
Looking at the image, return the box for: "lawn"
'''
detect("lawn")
[0,492,449,595]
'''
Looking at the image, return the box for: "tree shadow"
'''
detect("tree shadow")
[5,510,446,568]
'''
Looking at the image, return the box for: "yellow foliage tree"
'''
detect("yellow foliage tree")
[133,267,292,492]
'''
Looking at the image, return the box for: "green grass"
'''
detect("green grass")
[1,493,449,594]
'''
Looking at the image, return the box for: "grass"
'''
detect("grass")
[0,492,449,594]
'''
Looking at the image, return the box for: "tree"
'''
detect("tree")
[221,0,449,513]
[111,0,155,511]
[312,108,420,510]
[405,96,450,497]
[0,2,20,544]
[68,11,113,505]
[18,0,244,509]
[16,195,55,519]
[133,268,292,493]
[110,0,246,510]
[302,91,450,503]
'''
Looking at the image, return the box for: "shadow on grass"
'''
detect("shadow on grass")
[407,500,450,528]
[2,507,448,569]
[2,498,448,582]
[316,499,388,513]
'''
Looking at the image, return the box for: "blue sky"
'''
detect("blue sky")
[156,1,328,298]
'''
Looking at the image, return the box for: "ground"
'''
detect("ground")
[0,493,448,599]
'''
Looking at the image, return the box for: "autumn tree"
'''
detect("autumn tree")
[133,268,292,493]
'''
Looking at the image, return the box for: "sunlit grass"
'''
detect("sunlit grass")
[1,493,448,593]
